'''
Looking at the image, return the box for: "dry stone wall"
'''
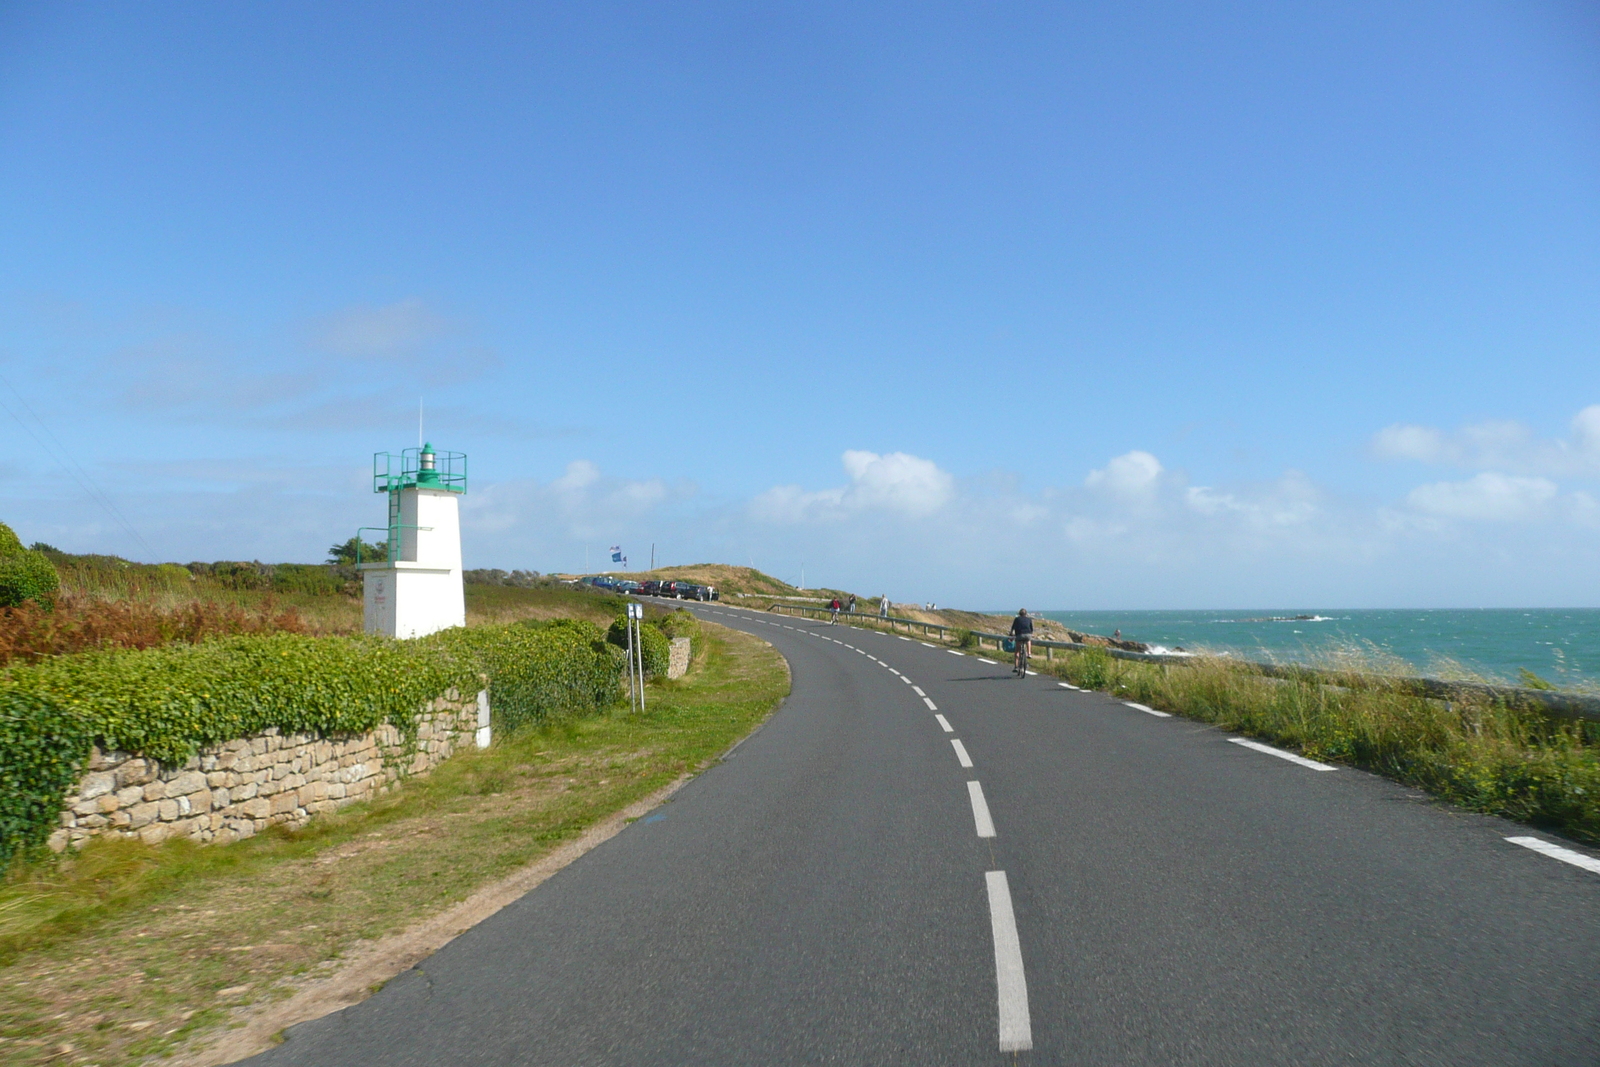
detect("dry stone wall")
[50,688,488,853]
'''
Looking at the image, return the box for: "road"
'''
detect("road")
[248,602,1600,1065]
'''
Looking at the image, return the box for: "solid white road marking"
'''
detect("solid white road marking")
[1506,836,1600,875]
[967,781,997,838]
[1228,737,1337,771]
[912,686,926,697]
[923,696,939,711]
[935,714,953,732]
[985,871,1032,1052]
[951,739,973,767]
[1122,701,1172,718]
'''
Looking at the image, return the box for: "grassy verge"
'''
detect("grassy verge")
[1036,647,1600,845]
[0,622,788,1067]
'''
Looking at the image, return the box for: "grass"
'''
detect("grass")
[0,622,789,1067]
[1037,646,1600,845]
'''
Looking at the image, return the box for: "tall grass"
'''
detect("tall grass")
[1048,648,1600,844]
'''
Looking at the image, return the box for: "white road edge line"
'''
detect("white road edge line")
[923,696,939,711]
[1228,737,1337,771]
[951,739,973,767]
[922,642,938,648]
[967,781,997,838]
[1506,836,1600,875]
[985,871,1032,1052]
[1058,682,1079,690]
[1122,701,1172,718]
[898,635,912,641]
[946,649,964,656]
[935,714,953,733]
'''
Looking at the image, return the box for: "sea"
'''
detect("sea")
[1033,608,1600,688]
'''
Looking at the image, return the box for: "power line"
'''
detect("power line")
[0,372,156,559]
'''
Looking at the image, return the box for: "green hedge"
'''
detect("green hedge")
[0,621,630,869]
[0,691,92,868]
[425,619,623,733]
[605,616,671,677]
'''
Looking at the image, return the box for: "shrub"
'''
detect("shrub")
[0,595,311,666]
[427,619,623,733]
[0,690,91,868]
[0,522,59,610]
[606,616,671,677]
[653,608,699,646]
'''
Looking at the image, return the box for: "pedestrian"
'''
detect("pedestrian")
[829,597,841,624]
[880,595,889,618]
[1113,629,1121,641]
[847,595,856,614]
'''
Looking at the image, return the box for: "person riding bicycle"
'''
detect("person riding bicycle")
[1010,609,1034,675]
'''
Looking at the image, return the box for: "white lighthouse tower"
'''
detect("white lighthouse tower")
[358,443,467,639]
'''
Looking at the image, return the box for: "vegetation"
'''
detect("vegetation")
[0,623,788,1067]
[0,525,59,611]
[1041,648,1600,845]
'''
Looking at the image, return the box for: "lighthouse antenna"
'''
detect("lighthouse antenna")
[418,397,424,448]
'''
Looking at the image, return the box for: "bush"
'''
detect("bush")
[0,522,59,610]
[427,619,623,733]
[0,595,311,666]
[606,616,671,677]
[0,691,92,868]
[653,608,699,645]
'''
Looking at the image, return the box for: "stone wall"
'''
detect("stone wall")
[49,688,489,853]
[667,637,692,680]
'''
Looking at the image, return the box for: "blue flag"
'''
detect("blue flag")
[610,545,624,563]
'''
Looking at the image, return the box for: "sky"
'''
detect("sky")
[1,1,1597,609]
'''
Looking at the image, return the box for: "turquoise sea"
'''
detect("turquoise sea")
[1033,609,1600,688]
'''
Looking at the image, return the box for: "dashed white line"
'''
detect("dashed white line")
[923,696,939,711]
[888,668,901,676]
[946,649,964,656]
[912,686,926,697]
[1506,836,1600,875]
[985,871,1032,1052]
[1058,682,1079,690]
[951,739,973,767]
[934,714,953,733]
[967,781,997,838]
[1122,701,1171,718]
[1228,737,1336,771]
[921,642,938,648]
[897,635,912,641]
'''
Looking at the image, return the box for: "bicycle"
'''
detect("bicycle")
[1012,637,1030,677]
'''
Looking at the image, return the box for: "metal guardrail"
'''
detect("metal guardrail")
[762,605,1600,723]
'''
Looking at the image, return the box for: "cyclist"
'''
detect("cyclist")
[1010,609,1034,676]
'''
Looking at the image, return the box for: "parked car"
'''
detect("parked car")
[613,579,640,594]
[638,580,663,596]
[659,580,688,598]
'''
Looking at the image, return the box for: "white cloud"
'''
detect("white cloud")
[1372,405,1600,477]
[1085,450,1163,497]
[1406,473,1558,521]
[751,450,953,523]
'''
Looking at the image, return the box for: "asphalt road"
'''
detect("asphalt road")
[248,603,1600,1066]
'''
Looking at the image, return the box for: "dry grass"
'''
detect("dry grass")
[0,623,789,1067]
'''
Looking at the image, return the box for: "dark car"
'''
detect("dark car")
[613,579,641,594]
[638,580,663,596]
[659,581,688,598]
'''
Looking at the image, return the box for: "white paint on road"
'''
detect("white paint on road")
[935,714,953,732]
[922,642,938,648]
[912,686,926,696]
[1123,702,1172,718]
[985,871,1032,1052]
[1506,836,1600,875]
[901,676,912,684]
[898,635,912,641]
[968,781,997,838]
[946,649,964,656]
[923,696,939,711]
[951,739,973,767]
[1228,738,1337,771]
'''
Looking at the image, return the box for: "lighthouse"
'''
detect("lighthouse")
[358,443,467,638]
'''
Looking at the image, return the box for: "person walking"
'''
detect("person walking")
[847,595,856,614]
[879,595,889,618]
[829,597,841,624]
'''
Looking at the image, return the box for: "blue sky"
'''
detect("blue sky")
[2,1,1598,608]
